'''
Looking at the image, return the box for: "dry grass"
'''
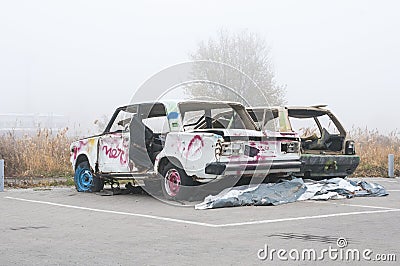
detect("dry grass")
[349,127,400,177]
[0,128,73,178]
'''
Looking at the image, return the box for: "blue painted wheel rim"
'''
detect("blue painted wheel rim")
[74,165,93,192]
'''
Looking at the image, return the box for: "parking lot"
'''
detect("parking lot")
[1,177,399,265]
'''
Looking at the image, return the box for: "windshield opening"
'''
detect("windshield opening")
[179,102,256,131]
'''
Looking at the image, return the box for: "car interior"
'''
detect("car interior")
[287,108,346,152]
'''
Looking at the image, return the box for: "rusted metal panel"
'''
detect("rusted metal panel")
[247,105,360,179]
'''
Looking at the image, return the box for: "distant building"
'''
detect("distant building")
[0,113,68,136]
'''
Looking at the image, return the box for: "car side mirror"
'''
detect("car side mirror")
[345,140,356,155]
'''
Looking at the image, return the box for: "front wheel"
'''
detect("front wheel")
[74,161,104,192]
[161,162,195,200]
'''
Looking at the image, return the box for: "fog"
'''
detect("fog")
[1,0,399,135]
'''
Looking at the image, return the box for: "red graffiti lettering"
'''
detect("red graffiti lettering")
[102,145,127,165]
[186,135,204,158]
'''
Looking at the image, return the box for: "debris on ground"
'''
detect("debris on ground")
[195,178,388,210]
[95,182,147,196]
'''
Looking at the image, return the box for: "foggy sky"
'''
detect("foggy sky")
[1,0,399,134]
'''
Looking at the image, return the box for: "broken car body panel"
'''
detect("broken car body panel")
[70,100,301,186]
[247,105,360,179]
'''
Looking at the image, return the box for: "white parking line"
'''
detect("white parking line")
[374,180,398,183]
[4,196,216,228]
[215,209,400,227]
[5,196,400,228]
[309,201,398,210]
[335,203,398,210]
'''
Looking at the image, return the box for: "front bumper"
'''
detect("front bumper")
[205,160,301,176]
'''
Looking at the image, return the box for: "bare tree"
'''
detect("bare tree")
[186,30,286,106]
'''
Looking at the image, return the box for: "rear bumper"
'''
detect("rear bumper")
[205,160,301,176]
[293,154,360,178]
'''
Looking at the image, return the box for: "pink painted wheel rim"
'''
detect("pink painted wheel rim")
[165,169,181,197]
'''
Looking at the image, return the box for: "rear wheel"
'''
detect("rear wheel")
[74,161,104,192]
[161,162,194,200]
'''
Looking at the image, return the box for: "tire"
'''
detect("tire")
[161,162,195,200]
[74,161,104,192]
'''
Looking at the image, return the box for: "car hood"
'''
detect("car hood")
[191,128,299,141]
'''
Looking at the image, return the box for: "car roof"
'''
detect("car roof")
[247,105,332,118]
[117,100,244,110]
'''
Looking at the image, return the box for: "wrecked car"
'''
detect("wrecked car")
[70,100,301,199]
[247,105,360,179]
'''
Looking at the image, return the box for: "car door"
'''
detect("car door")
[97,107,136,173]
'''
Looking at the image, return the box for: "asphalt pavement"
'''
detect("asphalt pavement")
[0,177,399,265]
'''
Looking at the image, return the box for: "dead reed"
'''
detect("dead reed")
[0,128,73,178]
[349,127,400,177]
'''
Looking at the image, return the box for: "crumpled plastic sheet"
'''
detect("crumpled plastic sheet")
[195,178,388,210]
[298,178,388,201]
